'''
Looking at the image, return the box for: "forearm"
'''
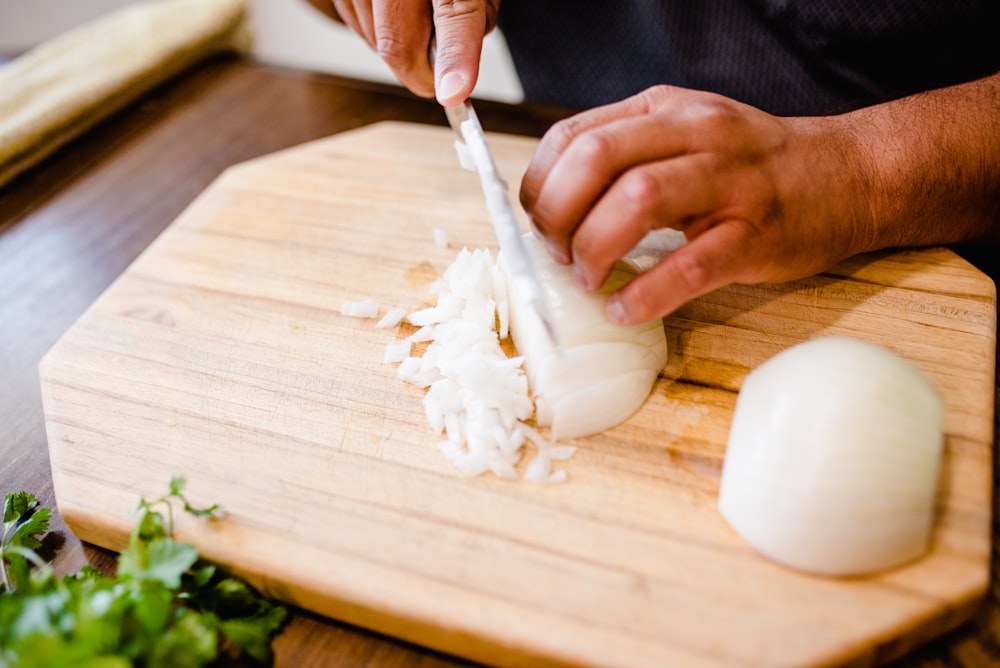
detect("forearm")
[841,71,1000,251]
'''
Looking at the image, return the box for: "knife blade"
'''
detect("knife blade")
[431,44,559,349]
[445,101,559,347]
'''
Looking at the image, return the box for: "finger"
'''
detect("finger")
[569,153,721,292]
[431,0,492,105]
[527,113,703,264]
[606,220,760,324]
[521,87,688,213]
[353,0,377,47]
[372,0,435,97]
[305,0,342,22]
[332,1,372,47]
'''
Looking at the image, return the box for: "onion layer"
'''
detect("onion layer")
[504,233,668,440]
[717,336,945,576]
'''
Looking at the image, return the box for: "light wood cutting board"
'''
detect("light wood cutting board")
[40,121,996,667]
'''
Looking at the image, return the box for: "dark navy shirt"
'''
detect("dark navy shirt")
[496,1,1000,115]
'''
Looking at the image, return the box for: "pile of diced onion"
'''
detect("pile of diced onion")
[342,246,575,483]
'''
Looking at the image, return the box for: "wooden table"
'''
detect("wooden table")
[2,54,998,667]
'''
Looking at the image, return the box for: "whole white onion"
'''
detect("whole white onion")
[718,336,945,576]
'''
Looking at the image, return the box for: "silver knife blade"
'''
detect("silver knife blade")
[429,36,558,347]
[444,99,559,349]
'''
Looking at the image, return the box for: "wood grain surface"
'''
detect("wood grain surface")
[4,55,1000,668]
[37,120,996,667]
[0,55,565,668]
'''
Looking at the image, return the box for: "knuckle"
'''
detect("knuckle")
[690,99,739,134]
[546,117,583,153]
[617,168,661,213]
[669,251,710,297]
[570,132,614,168]
[374,33,413,70]
[643,84,674,101]
[435,0,486,21]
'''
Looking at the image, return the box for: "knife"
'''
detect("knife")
[431,42,559,349]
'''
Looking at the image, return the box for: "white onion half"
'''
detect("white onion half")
[717,336,945,576]
[504,233,668,440]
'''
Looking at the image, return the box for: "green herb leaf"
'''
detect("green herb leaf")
[218,604,288,664]
[1,480,288,666]
[118,538,198,589]
[2,491,52,593]
[7,507,52,553]
[147,607,219,666]
[4,491,39,523]
[190,564,216,590]
[132,506,167,543]
[168,475,186,497]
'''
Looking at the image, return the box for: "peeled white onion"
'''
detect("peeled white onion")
[504,233,668,440]
[717,336,945,576]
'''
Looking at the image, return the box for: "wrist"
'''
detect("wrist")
[838,75,1000,250]
[782,115,882,261]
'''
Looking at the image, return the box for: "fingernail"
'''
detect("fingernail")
[572,264,589,290]
[437,71,466,103]
[529,218,543,239]
[549,243,571,265]
[606,295,627,324]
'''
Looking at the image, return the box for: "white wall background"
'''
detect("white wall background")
[0,0,523,102]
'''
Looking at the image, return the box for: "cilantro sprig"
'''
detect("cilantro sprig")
[1,491,52,593]
[0,476,287,667]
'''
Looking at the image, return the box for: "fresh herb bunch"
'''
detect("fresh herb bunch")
[0,476,287,667]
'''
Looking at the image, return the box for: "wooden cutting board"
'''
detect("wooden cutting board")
[40,121,996,667]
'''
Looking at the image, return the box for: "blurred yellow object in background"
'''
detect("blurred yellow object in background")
[0,0,249,189]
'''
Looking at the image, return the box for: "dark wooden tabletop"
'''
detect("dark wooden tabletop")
[1,54,998,667]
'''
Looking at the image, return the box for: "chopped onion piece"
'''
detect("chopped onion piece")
[340,299,379,318]
[547,470,568,484]
[488,456,519,480]
[433,227,450,248]
[383,340,411,364]
[384,247,550,481]
[718,336,945,576]
[454,139,475,171]
[406,307,439,327]
[376,307,407,329]
[523,451,552,483]
[547,445,578,461]
[407,325,437,343]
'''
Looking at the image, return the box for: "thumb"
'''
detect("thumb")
[432,1,494,105]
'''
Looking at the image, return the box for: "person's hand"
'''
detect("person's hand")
[520,85,877,325]
[304,0,500,105]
